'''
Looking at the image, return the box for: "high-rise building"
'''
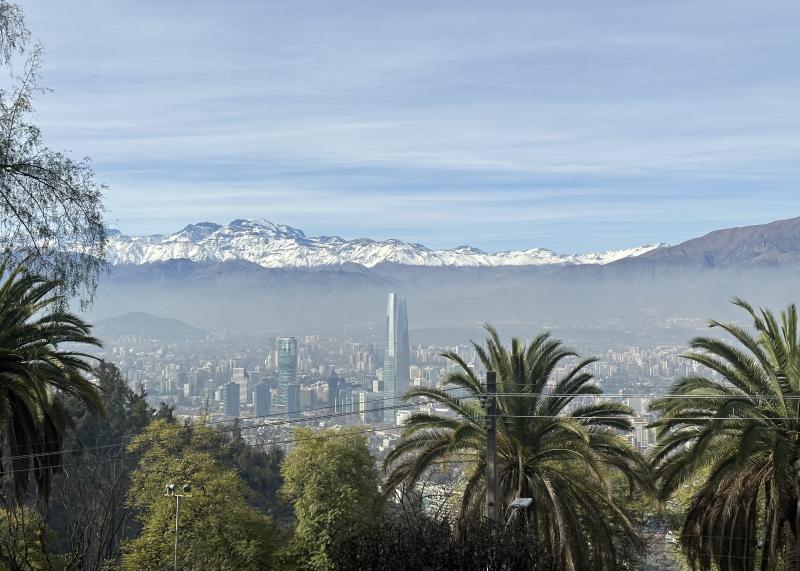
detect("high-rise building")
[359,390,383,424]
[384,292,409,425]
[224,382,240,418]
[327,368,341,412]
[255,382,270,418]
[232,367,250,404]
[277,337,298,410]
[287,383,300,419]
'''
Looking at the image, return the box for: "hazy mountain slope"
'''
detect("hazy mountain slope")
[93,312,207,342]
[611,216,800,270]
[86,217,800,334]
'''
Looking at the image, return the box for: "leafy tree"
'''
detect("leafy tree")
[69,362,150,447]
[0,259,101,502]
[0,1,106,306]
[0,505,51,570]
[153,402,175,423]
[48,362,152,570]
[280,427,384,570]
[385,325,650,571]
[121,421,278,571]
[214,424,292,523]
[650,300,800,570]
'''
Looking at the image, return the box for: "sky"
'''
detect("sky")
[22,0,800,252]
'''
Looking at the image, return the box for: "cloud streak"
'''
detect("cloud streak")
[22,0,800,251]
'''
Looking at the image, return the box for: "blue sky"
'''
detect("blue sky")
[23,0,800,252]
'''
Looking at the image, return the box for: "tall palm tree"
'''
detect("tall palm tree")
[385,326,649,570]
[650,299,800,571]
[0,259,102,501]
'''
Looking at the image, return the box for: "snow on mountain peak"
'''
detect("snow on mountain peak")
[106,219,666,269]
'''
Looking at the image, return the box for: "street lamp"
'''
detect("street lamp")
[507,497,532,526]
[165,483,192,571]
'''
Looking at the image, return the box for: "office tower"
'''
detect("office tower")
[277,337,298,410]
[255,382,270,418]
[249,371,265,404]
[224,382,240,418]
[336,386,357,416]
[327,368,341,412]
[359,390,383,424]
[287,383,300,419]
[232,367,249,404]
[384,292,409,424]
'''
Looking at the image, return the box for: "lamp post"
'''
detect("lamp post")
[507,497,532,527]
[483,371,499,523]
[164,483,192,571]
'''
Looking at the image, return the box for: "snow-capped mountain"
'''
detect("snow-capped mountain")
[106,219,667,269]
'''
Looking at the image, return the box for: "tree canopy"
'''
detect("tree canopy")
[0,1,106,306]
[385,325,650,571]
[0,259,101,502]
[280,427,383,570]
[651,300,800,570]
[121,421,278,571]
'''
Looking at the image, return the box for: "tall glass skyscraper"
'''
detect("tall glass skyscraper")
[384,292,409,424]
[224,382,240,418]
[255,382,270,418]
[276,337,298,411]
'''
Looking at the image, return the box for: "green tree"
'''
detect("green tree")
[280,427,383,570]
[385,326,649,571]
[0,505,51,570]
[68,362,150,448]
[0,2,106,305]
[121,421,277,571]
[214,424,292,523]
[650,300,800,570]
[0,259,101,502]
[49,362,153,570]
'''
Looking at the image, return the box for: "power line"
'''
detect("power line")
[493,393,800,400]
[4,397,459,463]
[19,386,796,457]
[9,402,800,465]
[0,423,432,476]
[6,387,469,461]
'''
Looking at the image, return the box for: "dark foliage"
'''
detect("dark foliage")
[329,515,554,571]
[47,362,153,570]
[0,260,101,503]
[213,423,293,523]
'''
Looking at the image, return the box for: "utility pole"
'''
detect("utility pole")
[165,483,192,571]
[173,495,180,570]
[485,371,499,523]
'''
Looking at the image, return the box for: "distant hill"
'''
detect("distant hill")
[610,216,800,270]
[93,312,207,342]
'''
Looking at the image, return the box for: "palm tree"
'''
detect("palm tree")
[0,259,102,501]
[650,299,800,571]
[385,325,649,570]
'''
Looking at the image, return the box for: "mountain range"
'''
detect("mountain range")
[91,216,800,333]
[106,219,666,268]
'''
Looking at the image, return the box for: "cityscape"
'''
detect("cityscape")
[98,292,714,458]
[1,0,797,569]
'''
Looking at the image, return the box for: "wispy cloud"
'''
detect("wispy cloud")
[23,0,800,251]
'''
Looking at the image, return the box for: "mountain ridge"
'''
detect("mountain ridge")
[107,218,666,269]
